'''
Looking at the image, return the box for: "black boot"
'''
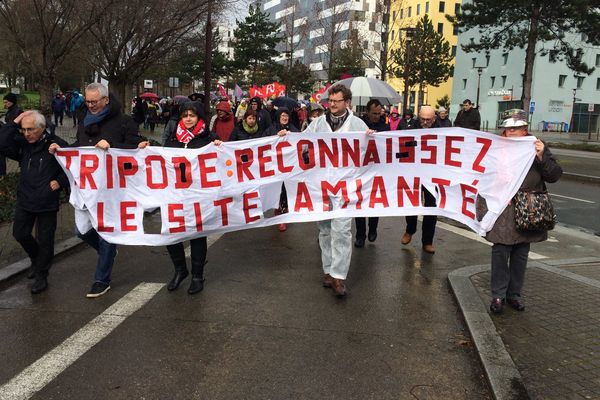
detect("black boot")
[188,260,206,295]
[168,265,188,291]
[31,277,48,294]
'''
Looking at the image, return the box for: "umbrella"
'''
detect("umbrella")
[140,92,159,101]
[173,95,189,104]
[320,77,401,107]
[273,96,299,110]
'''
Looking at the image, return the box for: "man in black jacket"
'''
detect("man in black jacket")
[0,110,68,294]
[249,97,272,131]
[355,99,389,248]
[454,99,481,130]
[1,92,23,176]
[49,82,146,298]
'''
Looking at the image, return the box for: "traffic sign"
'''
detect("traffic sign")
[143,79,153,89]
[589,103,595,112]
[529,101,535,113]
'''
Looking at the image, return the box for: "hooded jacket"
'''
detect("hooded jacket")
[210,101,235,141]
[249,97,272,131]
[0,123,68,212]
[267,108,299,135]
[361,114,390,132]
[73,93,141,148]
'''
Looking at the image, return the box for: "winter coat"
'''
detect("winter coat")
[362,115,390,132]
[229,121,273,141]
[478,144,562,245]
[249,97,272,131]
[51,98,66,113]
[454,108,481,130]
[163,124,217,149]
[0,123,68,212]
[304,109,368,133]
[4,105,23,124]
[399,117,417,130]
[437,117,452,127]
[389,116,401,131]
[210,101,235,141]
[267,108,300,135]
[69,93,84,114]
[72,93,142,149]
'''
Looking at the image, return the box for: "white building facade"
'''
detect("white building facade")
[451,31,600,134]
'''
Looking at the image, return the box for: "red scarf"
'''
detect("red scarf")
[176,119,205,144]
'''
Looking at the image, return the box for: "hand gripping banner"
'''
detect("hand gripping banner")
[55,128,536,246]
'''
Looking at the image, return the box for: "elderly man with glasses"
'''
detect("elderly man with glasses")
[0,110,69,294]
[49,82,147,298]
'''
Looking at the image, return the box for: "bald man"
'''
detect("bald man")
[400,106,440,254]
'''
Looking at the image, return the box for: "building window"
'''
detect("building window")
[393,10,396,20]
[400,8,403,18]
[455,3,460,14]
[472,58,476,68]
[596,54,600,67]
[408,6,411,17]
[391,30,395,40]
[439,1,445,12]
[462,79,467,90]
[490,76,495,87]
[417,4,420,15]
[502,53,508,65]
[453,25,458,35]
[501,75,507,87]
[425,2,429,12]
[558,74,566,88]
[437,23,443,33]
[485,55,490,66]
[577,76,585,89]
[597,78,600,90]
[451,45,456,56]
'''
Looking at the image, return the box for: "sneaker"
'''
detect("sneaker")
[86,282,111,298]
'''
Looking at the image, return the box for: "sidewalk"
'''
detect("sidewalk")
[450,256,600,400]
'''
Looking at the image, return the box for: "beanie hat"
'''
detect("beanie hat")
[3,93,17,103]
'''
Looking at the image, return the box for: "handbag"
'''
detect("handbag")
[513,189,556,231]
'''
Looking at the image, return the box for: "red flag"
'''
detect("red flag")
[217,83,230,100]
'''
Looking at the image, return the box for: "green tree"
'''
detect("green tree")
[391,15,454,108]
[449,0,600,113]
[233,5,282,84]
[279,60,315,95]
[436,94,451,110]
[330,40,366,80]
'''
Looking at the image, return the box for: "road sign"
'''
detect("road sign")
[143,80,153,89]
[529,101,535,113]
[589,103,595,112]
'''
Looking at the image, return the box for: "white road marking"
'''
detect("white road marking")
[550,193,595,204]
[436,220,547,260]
[0,283,164,400]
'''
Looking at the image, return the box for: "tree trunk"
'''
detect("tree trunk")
[522,5,540,116]
[108,79,127,113]
[38,78,54,113]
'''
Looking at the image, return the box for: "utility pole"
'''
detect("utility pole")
[401,27,415,112]
[475,66,483,109]
[203,0,212,119]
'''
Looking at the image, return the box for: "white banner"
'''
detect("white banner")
[55,128,536,246]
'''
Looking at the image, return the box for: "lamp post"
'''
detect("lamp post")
[401,27,415,112]
[475,66,484,109]
[570,88,577,133]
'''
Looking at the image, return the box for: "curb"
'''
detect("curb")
[561,172,600,185]
[448,265,529,400]
[0,236,82,284]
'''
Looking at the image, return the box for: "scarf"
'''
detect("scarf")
[325,109,349,132]
[214,116,234,141]
[242,120,259,135]
[176,119,205,145]
[83,107,110,127]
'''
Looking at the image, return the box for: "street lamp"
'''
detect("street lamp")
[569,88,581,133]
[474,66,484,109]
[401,27,415,112]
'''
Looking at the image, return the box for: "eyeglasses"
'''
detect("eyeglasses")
[419,117,435,122]
[85,97,107,106]
[328,99,346,104]
[20,127,39,133]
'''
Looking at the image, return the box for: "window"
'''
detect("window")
[408,6,411,17]
[451,45,456,56]
[472,58,476,68]
[391,30,395,40]
[455,3,460,14]
[501,75,507,87]
[490,76,495,87]
[485,55,490,67]
[577,76,585,89]
[597,78,600,91]
[437,23,443,33]
[453,25,458,35]
[558,75,566,88]
[393,10,396,20]
[439,1,445,12]
[596,54,600,67]
[549,50,558,63]
[426,2,429,12]
[462,79,467,90]
[502,53,508,65]
[417,4,420,15]
[400,8,403,18]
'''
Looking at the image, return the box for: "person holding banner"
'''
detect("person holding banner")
[304,84,369,297]
[163,102,218,294]
[400,106,441,254]
[481,110,562,314]
[49,83,146,298]
[354,99,390,248]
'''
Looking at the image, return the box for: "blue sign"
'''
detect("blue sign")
[529,101,535,113]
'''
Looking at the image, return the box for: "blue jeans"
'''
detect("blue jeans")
[77,228,117,284]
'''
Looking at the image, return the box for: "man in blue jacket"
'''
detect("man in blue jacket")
[0,110,68,294]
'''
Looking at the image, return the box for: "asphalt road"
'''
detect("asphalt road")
[551,179,600,236]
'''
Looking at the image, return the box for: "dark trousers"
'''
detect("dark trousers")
[491,243,530,300]
[53,111,63,126]
[12,207,57,279]
[0,154,6,176]
[355,217,379,240]
[405,187,437,245]
[166,237,207,276]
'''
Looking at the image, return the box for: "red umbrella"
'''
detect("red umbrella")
[140,92,159,101]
